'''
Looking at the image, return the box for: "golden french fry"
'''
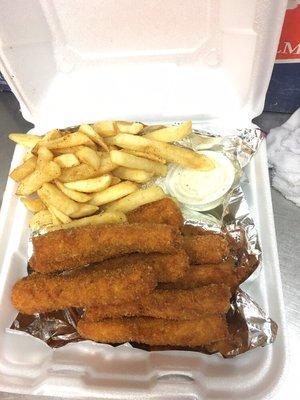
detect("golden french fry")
[64,174,112,193]
[9,156,37,182]
[41,129,62,142]
[106,186,166,213]
[47,211,127,232]
[16,161,61,196]
[40,132,95,150]
[113,167,154,183]
[47,208,60,225]
[9,133,42,149]
[140,124,165,134]
[51,146,88,155]
[20,197,46,213]
[48,205,72,224]
[110,150,167,176]
[55,180,91,202]
[97,152,117,174]
[23,152,34,162]
[76,146,102,170]
[116,121,144,134]
[58,164,98,183]
[70,204,99,218]
[79,124,108,151]
[108,134,214,170]
[54,153,80,168]
[110,176,121,185]
[121,149,166,164]
[36,147,53,169]
[89,181,138,206]
[29,210,53,230]
[38,183,80,216]
[93,121,117,137]
[143,120,192,142]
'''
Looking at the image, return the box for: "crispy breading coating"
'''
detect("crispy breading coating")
[94,251,189,283]
[84,284,231,321]
[183,234,229,264]
[12,263,157,314]
[160,260,237,291]
[30,223,182,273]
[127,198,183,227]
[77,315,229,347]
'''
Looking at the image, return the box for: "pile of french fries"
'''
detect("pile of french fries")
[9,120,213,231]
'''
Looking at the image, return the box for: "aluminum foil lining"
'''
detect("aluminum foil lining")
[11,125,277,357]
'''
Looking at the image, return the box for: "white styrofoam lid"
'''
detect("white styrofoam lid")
[0,0,287,129]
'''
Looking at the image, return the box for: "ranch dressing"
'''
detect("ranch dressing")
[165,151,235,211]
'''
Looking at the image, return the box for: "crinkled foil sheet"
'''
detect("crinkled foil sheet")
[11,126,278,357]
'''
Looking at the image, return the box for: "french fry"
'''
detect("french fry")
[40,132,95,150]
[111,176,121,185]
[64,175,112,193]
[20,197,46,213]
[54,153,80,168]
[70,204,99,218]
[9,133,42,149]
[143,120,192,142]
[106,186,166,213]
[89,181,138,206]
[16,161,61,196]
[97,152,117,174]
[9,156,37,182]
[47,211,127,232]
[113,167,154,183]
[76,146,102,170]
[37,183,80,215]
[93,121,117,137]
[58,164,98,183]
[48,205,72,224]
[54,180,91,202]
[79,124,108,151]
[51,146,88,155]
[36,147,53,169]
[29,210,53,230]
[110,150,167,176]
[129,122,144,134]
[108,134,214,170]
[41,129,62,142]
[47,208,60,225]
[121,149,166,164]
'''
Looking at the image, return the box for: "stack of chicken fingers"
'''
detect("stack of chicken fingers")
[12,198,253,349]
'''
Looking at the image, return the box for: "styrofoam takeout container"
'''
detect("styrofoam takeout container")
[0,0,288,398]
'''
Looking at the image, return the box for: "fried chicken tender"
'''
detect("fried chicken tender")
[180,224,211,236]
[11,263,157,314]
[160,259,237,292]
[183,234,229,264]
[94,251,189,283]
[84,284,231,321]
[77,315,229,346]
[30,223,182,273]
[127,198,183,227]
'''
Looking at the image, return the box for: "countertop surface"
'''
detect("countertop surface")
[0,93,299,399]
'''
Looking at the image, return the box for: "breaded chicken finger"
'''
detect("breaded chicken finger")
[30,223,182,273]
[94,251,189,283]
[127,198,183,227]
[12,263,157,314]
[160,260,237,291]
[77,315,229,347]
[183,234,229,264]
[84,284,231,321]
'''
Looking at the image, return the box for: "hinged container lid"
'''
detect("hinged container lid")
[0,0,287,129]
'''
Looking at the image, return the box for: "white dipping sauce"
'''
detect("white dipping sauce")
[165,150,235,211]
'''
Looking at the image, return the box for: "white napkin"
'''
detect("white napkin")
[267,108,300,206]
